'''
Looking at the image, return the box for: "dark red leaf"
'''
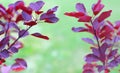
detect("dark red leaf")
[98,10,112,22]
[78,15,91,22]
[15,1,25,11]
[65,12,84,18]
[31,33,49,40]
[92,0,104,15]
[24,21,37,26]
[16,14,24,23]
[35,11,43,15]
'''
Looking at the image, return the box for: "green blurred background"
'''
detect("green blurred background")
[0,0,120,73]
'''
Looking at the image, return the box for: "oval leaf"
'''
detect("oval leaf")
[31,33,49,40]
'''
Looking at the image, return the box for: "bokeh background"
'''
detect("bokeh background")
[0,0,120,73]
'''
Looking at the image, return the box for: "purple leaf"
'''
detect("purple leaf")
[40,6,59,23]
[97,65,105,72]
[13,41,23,49]
[92,47,100,57]
[100,43,108,55]
[108,49,118,59]
[76,3,86,13]
[31,33,49,40]
[9,47,18,53]
[72,27,87,32]
[82,38,95,45]
[0,36,9,50]
[5,22,20,31]
[29,1,44,11]
[40,14,55,20]
[47,6,58,14]
[0,49,10,58]
[45,17,59,23]
[22,11,32,21]
[92,18,104,30]
[85,54,99,63]
[19,30,29,38]
[108,60,118,68]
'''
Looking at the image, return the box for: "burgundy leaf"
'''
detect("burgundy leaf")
[98,10,112,22]
[7,4,14,15]
[29,1,44,11]
[92,0,104,15]
[11,58,27,72]
[31,33,49,40]
[83,63,94,70]
[76,3,86,13]
[64,12,84,18]
[72,27,88,32]
[22,7,32,15]
[0,59,5,65]
[24,21,37,26]
[15,1,25,11]
[16,14,24,23]
[82,38,95,45]
[78,15,92,22]
[35,11,43,15]
[85,54,99,63]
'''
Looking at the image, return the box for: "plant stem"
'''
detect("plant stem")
[7,26,32,50]
[90,20,101,49]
